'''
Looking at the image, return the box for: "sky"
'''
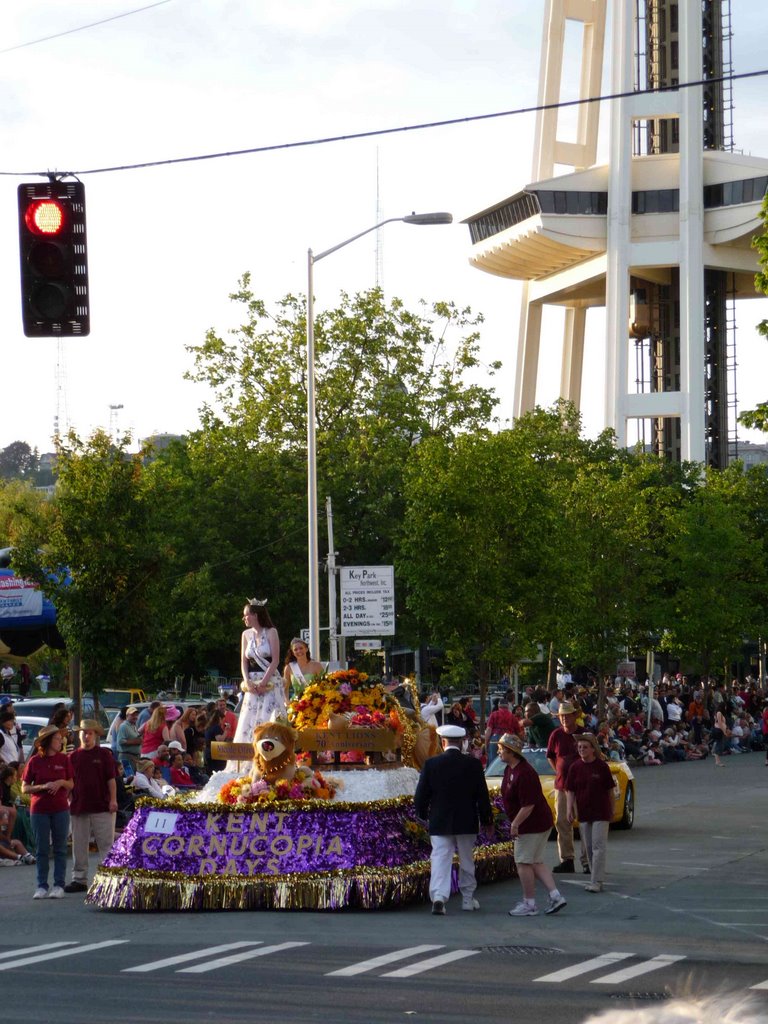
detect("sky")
[1,0,767,455]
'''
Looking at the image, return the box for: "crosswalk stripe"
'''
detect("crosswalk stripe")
[177,941,309,973]
[0,943,77,962]
[592,954,686,984]
[123,942,263,973]
[535,952,633,983]
[327,945,445,977]
[381,949,480,978]
[0,940,129,972]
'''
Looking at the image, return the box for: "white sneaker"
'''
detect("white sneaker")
[462,898,480,911]
[545,894,567,915]
[32,887,48,899]
[48,886,65,899]
[509,901,539,916]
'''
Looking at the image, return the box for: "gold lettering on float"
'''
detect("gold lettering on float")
[229,835,249,857]
[206,814,223,833]
[296,835,313,854]
[273,813,286,832]
[270,835,293,856]
[223,859,239,874]
[249,836,268,855]
[245,859,263,875]
[207,834,227,856]
[248,812,269,833]
[265,857,280,873]
[226,814,245,833]
[161,836,185,855]
[199,858,217,874]
[142,837,160,855]
[326,836,343,855]
[187,835,204,857]
[315,836,324,855]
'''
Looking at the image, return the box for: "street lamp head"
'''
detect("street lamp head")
[401,211,453,225]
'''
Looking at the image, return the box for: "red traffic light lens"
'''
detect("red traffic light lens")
[25,200,65,236]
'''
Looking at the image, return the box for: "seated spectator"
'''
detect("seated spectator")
[660,729,686,762]
[169,752,196,787]
[183,752,209,787]
[133,759,173,798]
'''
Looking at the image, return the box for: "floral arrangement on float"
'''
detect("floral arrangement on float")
[219,766,337,806]
[288,669,403,733]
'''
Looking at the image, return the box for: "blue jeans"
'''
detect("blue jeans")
[31,810,70,891]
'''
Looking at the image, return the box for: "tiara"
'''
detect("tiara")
[247,597,268,607]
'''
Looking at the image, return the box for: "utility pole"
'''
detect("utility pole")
[326,496,338,665]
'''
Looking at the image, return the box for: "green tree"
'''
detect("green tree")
[10,431,162,695]
[0,441,38,480]
[184,283,500,653]
[660,465,762,679]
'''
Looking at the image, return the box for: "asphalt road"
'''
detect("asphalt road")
[2,752,767,1024]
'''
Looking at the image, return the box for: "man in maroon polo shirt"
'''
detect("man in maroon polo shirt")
[64,719,117,894]
[546,700,586,873]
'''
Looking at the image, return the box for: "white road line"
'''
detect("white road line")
[123,942,263,972]
[749,978,768,990]
[0,940,129,972]
[327,945,445,977]
[534,953,633,983]
[177,941,309,973]
[592,954,686,984]
[382,949,480,978]
[0,943,77,962]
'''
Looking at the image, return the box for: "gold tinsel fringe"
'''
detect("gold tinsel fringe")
[87,843,516,913]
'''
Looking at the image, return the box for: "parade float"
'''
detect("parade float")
[87,671,515,912]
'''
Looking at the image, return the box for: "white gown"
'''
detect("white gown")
[226,629,286,773]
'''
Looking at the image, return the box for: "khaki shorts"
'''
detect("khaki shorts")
[514,829,549,864]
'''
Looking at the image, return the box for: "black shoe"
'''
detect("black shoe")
[552,860,575,873]
[63,881,88,893]
[582,864,590,874]
[431,900,446,915]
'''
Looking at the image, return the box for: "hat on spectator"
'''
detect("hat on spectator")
[497,733,524,755]
[165,705,181,721]
[126,706,139,715]
[34,725,60,747]
[558,701,578,716]
[168,740,184,751]
[0,695,13,706]
[78,718,105,736]
[436,724,465,739]
[137,759,156,774]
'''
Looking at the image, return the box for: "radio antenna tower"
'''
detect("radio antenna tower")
[53,339,70,441]
[109,403,124,439]
[374,148,384,290]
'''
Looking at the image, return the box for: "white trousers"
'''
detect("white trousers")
[580,819,609,885]
[428,834,477,903]
[71,812,116,883]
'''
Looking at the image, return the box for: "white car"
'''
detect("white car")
[15,716,51,759]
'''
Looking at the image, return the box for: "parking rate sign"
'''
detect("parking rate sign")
[339,566,395,636]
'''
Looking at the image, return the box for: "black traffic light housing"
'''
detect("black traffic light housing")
[18,179,90,337]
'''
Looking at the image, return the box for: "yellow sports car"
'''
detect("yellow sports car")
[485,747,635,830]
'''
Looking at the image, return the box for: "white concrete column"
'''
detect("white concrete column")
[560,307,587,408]
[678,0,706,463]
[514,283,542,417]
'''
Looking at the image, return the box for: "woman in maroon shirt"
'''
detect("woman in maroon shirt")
[22,725,73,899]
[565,733,615,893]
[498,733,567,917]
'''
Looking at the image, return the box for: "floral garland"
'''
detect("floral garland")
[288,669,397,731]
[218,766,337,806]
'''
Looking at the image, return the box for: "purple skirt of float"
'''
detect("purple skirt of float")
[87,795,515,912]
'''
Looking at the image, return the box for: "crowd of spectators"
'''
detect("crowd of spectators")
[418,671,768,769]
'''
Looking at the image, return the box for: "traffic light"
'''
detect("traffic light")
[17,180,89,337]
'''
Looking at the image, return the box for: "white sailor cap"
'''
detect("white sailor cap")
[436,724,466,739]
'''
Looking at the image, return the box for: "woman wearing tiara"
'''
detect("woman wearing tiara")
[225,599,284,773]
[283,637,325,700]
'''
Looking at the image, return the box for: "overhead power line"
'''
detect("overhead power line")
[1,67,767,179]
[0,1,174,56]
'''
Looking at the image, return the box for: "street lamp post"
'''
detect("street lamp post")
[306,211,453,660]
